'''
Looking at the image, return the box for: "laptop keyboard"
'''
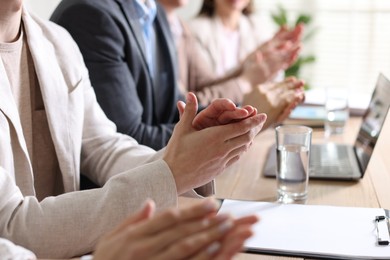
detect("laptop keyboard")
[310,144,355,175]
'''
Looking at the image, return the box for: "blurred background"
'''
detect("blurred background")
[27,0,390,99]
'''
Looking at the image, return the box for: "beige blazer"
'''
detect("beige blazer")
[177,18,244,106]
[0,7,212,259]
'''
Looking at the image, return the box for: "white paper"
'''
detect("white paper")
[219,200,390,259]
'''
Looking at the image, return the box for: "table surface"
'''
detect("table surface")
[181,114,390,260]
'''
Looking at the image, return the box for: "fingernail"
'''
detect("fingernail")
[186,93,194,104]
[218,220,233,233]
[207,242,221,255]
[214,213,230,222]
[259,114,267,122]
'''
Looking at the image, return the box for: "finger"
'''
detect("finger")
[274,25,288,38]
[222,132,266,168]
[156,218,235,260]
[214,225,255,260]
[293,23,304,41]
[213,108,252,125]
[220,113,267,141]
[177,101,186,118]
[179,92,199,131]
[127,198,221,239]
[206,98,237,112]
[283,76,297,83]
[214,216,259,259]
[276,100,297,123]
[279,82,304,97]
[192,99,242,129]
[224,141,255,169]
[233,215,260,226]
[286,45,301,66]
[297,88,306,103]
[225,154,241,168]
[106,199,156,238]
[280,88,299,104]
[240,105,255,116]
[193,216,259,260]
[282,77,304,90]
[146,214,232,259]
[193,108,251,130]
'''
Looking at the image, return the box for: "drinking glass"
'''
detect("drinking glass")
[275,125,312,203]
[325,88,349,137]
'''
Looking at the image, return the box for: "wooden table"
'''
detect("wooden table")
[182,114,390,260]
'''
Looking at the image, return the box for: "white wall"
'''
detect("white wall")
[177,0,202,20]
[25,0,201,20]
[25,0,62,19]
[25,0,387,95]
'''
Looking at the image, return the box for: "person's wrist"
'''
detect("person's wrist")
[162,156,185,195]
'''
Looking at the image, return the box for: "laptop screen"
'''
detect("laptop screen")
[354,73,390,172]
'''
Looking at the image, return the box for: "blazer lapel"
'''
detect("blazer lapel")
[0,59,28,150]
[156,6,177,77]
[116,0,150,71]
[155,4,179,92]
[0,58,35,194]
[22,8,76,190]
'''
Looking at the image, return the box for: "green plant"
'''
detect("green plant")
[271,5,318,89]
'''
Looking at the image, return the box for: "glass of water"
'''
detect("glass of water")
[275,125,312,203]
[325,87,349,137]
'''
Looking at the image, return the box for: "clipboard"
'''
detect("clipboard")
[218,199,390,259]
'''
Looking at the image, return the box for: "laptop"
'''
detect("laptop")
[263,73,390,180]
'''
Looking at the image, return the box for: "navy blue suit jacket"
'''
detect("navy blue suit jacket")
[51,0,181,150]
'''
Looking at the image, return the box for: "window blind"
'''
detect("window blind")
[255,0,390,95]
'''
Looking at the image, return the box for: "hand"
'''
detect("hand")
[254,24,304,77]
[275,81,305,123]
[262,42,301,76]
[177,95,257,130]
[272,23,304,45]
[243,77,305,130]
[240,50,269,86]
[240,43,300,87]
[259,23,304,55]
[93,198,259,260]
[165,93,267,195]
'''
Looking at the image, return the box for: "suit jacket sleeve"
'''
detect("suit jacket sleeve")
[51,3,176,150]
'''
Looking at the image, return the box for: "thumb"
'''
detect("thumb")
[178,92,198,130]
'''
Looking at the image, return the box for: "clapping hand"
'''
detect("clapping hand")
[164,93,266,194]
[93,198,259,260]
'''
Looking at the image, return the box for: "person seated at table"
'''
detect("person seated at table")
[0,0,265,258]
[188,0,302,83]
[50,0,303,150]
[0,199,259,260]
[159,0,305,130]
